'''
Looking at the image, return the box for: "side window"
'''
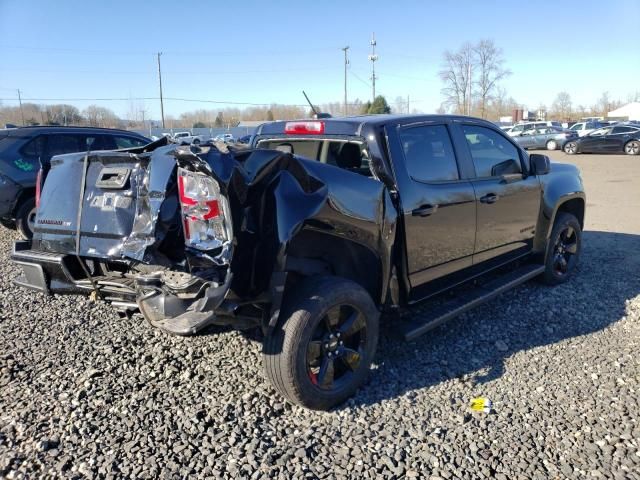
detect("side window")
[47,135,84,157]
[612,126,633,134]
[114,136,147,149]
[399,124,459,183]
[20,135,46,158]
[570,124,581,131]
[462,125,522,178]
[511,125,523,133]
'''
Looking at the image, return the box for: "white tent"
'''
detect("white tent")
[608,102,640,121]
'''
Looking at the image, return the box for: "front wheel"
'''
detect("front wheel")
[564,141,578,154]
[624,140,640,155]
[263,276,379,410]
[546,139,557,151]
[542,212,582,285]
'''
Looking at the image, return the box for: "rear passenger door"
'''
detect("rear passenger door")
[454,123,542,264]
[387,122,477,292]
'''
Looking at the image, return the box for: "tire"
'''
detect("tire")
[624,140,640,155]
[542,212,582,285]
[0,218,16,230]
[15,197,36,239]
[564,141,578,154]
[263,276,379,410]
[546,139,557,151]
[192,138,200,145]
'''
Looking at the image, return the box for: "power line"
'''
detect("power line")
[349,71,371,88]
[0,44,344,57]
[0,96,370,107]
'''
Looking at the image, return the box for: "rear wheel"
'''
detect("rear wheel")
[624,140,640,155]
[263,276,379,410]
[542,212,582,285]
[546,139,557,151]
[15,197,36,239]
[0,218,16,230]
[564,141,578,154]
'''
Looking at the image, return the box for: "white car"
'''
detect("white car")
[173,131,206,144]
[213,133,235,143]
[568,121,602,137]
[508,121,563,137]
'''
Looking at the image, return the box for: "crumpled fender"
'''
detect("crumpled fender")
[166,144,397,304]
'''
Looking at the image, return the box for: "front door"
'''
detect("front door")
[456,123,542,264]
[388,122,477,290]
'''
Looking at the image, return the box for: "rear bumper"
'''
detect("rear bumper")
[10,240,240,336]
[11,240,84,294]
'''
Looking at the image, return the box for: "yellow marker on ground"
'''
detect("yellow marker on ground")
[470,397,493,413]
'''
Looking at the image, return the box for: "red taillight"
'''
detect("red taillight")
[35,169,43,208]
[177,167,230,250]
[284,121,324,135]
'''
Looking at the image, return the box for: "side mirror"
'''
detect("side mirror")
[530,153,550,175]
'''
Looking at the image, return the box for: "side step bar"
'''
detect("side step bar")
[400,263,545,341]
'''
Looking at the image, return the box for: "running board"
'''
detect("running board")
[400,264,544,341]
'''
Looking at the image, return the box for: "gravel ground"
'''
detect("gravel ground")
[1,153,639,479]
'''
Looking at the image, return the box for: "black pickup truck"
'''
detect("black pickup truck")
[11,115,585,410]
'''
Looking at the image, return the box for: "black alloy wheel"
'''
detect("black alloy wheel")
[263,276,379,410]
[552,225,579,276]
[306,304,367,390]
[541,212,582,285]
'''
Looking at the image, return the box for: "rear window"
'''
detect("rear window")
[114,136,147,149]
[256,138,372,176]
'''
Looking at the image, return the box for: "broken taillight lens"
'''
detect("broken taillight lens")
[177,167,231,250]
[35,168,43,208]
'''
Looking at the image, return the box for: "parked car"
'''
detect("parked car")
[237,134,253,144]
[173,131,206,145]
[0,126,150,238]
[508,121,563,137]
[212,133,235,143]
[563,125,640,155]
[11,115,585,410]
[515,127,579,151]
[568,121,602,137]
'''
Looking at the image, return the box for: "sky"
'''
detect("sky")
[1,0,639,120]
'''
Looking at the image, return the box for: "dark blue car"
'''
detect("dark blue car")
[0,126,150,238]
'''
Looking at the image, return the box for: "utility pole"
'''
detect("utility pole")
[368,33,378,102]
[157,52,166,128]
[467,62,472,116]
[342,46,349,116]
[17,89,25,126]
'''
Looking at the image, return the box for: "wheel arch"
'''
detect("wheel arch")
[534,192,586,254]
[283,229,387,307]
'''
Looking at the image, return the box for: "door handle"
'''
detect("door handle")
[480,193,499,204]
[412,204,438,217]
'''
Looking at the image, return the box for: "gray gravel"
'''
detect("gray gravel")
[1,153,640,479]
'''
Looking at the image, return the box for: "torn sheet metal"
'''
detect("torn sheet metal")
[33,142,397,303]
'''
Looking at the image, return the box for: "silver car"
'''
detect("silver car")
[514,127,578,151]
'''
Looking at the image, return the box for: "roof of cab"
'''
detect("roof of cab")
[255,114,498,136]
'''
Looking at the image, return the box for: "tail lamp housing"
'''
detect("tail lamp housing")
[35,168,43,208]
[177,167,232,251]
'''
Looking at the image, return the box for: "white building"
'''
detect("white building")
[608,102,640,121]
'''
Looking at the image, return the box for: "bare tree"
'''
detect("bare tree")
[83,105,119,128]
[439,42,474,115]
[473,39,511,118]
[552,92,573,120]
